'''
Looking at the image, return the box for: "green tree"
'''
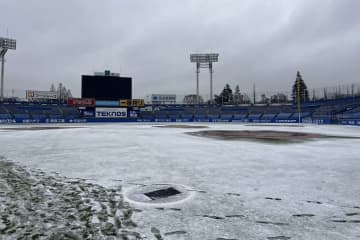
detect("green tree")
[270,93,288,104]
[50,84,56,92]
[260,94,269,104]
[233,85,241,104]
[215,84,233,105]
[292,71,309,103]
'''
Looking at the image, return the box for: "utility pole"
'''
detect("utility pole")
[253,84,256,104]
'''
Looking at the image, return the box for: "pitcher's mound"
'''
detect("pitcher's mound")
[187,130,343,142]
[154,125,208,129]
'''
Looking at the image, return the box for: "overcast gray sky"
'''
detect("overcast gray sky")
[1,0,359,98]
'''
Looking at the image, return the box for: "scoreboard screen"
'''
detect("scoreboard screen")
[81,75,132,100]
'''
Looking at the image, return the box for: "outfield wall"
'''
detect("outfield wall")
[1,117,359,125]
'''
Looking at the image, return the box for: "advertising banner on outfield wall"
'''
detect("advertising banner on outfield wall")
[119,99,145,107]
[26,90,57,100]
[95,108,127,118]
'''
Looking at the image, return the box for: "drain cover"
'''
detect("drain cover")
[125,184,193,205]
[144,187,181,200]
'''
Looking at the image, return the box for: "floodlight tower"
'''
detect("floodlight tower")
[190,53,219,104]
[0,37,16,101]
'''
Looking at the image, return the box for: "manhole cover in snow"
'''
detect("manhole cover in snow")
[125,184,193,205]
[144,187,181,200]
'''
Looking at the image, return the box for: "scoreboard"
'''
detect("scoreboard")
[81,75,132,100]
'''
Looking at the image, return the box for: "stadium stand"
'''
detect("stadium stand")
[233,113,248,120]
[0,105,11,119]
[339,106,360,119]
[276,112,293,119]
[261,113,277,121]
[59,106,81,119]
[194,107,208,120]
[139,111,154,121]
[1,95,360,125]
[168,111,181,119]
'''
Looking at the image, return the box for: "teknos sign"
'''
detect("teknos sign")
[95,108,127,118]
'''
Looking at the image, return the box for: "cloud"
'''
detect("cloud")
[0,0,359,98]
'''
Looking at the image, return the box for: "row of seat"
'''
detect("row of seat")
[338,106,360,119]
[0,104,81,119]
[1,97,359,121]
[138,112,305,120]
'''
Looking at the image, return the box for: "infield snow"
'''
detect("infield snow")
[1,123,360,239]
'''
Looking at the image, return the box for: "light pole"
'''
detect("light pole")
[190,53,219,105]
[0,37,16,101]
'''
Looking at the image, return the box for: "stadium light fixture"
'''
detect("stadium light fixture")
[190,53,219,63]
[0,37,17,101]
[190,53,219,105]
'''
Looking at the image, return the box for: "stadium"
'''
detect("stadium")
[0,79,360,125]
[1,1,360,240]
[1,62,360,240]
